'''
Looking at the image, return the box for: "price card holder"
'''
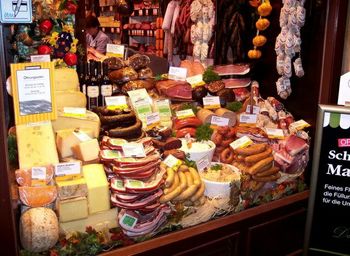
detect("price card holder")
[163,154,182,169]
[106,44,125,58]
[176,109,195,119]
[54,162,82,181]
[168,66,187,81]
[239,114,257,126]
[266,128,285,139]
[105,96,128,110]
[203,96,221,109]
[230,136,253,150]
[186,74,205,88]
[11,62,56,125]
[211,116,229,127]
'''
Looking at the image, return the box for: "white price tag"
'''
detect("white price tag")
[246,105,260,114]
[63,107,87,117]
[211,116,229,126]
[120,213,138,228]
[55,162,81,177]
[196,155,210,171]
[230,136,253,150]
[30,55,51,63]
[266,128,285,139]
[122,143,146,158]
[31,167,46,180]
[239,114,257,124]
[163,155,181,168]
[106,44,125,58]
[203,96,221,109]
[105,96,128,110]
[289,119,310,131]
[176,109,195,119]
[186,74,205,87]
[168,66,187,81]
[146,112,160,127]
[73,130,92,142]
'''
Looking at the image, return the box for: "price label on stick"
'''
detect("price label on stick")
[168,66,187,81]
[106,44,125,58]
[196,155,210,171]
[105,96,128,110]
[146,112,160,129]
[230,136,253,150]
[211,116,229,127]
[239,114,257,125]
[163,154,182,168]
[63,107,87,118]
[186,74,205,88]
[203,96,221,109]
[176,109,195,119]
[246,105,260,114]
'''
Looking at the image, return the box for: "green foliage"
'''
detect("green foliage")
[195,123,213,142]
[226,101,243,112]
[202,66,220,84]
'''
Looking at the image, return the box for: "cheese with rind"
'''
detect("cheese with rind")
[52,110,100,138]
[55,91,87,109]
[54,68,79,91]
[83,164,110,214]
[57,197,89,223]
[72,139,100,162]
[16,122,59,169]
[56,178,88,199]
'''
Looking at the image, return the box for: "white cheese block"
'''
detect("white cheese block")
[20,207,59,253]
[54,68,79,91]
[59,208,118,235]
[55,91,87,110]
[57,197,89,223]
[56,178,88,200]
[56,128,94,158]
[16,122,59,169]
[83,164,110,214]
[72,139,100,162]
[52,110,100,138]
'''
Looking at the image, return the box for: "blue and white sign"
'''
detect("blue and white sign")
[0,0,32,23]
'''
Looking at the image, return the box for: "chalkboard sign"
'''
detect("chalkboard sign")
[304,105,350,256]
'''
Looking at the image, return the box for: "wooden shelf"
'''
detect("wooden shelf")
[101,27,121,34]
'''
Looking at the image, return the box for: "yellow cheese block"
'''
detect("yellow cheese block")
[16,122,59,169]
[83,164,110,214]
[54,68,79,91]
[59,208,118,235]
[57,197,88,223]
[52,110,100,138]
[55,91,87,110]
[56,128,94,158]
[56,178,88,200]
[72,139,100,162]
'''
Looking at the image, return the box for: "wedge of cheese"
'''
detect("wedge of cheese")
[72,139,100,162]
[57,197,88,222]
[56,178,88,200]
[52,110,100,138]
[56,128,94,158]
[83,164,110,214]
[16,122,59,169]
[54,68,79,91]
[55,91,87,110]
[59,208,118,235]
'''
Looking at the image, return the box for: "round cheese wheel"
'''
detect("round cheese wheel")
[20,207,59,252]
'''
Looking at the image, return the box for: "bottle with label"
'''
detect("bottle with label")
[86,61,100,109]
[101,62,113,106]
[79,62,86,95]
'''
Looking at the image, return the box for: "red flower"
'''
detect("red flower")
[66,1,78,14]
[50,250,59,256]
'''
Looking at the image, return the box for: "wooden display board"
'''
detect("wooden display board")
[304,104,350,256]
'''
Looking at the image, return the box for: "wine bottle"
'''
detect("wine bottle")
[79,62,87,95]
[101,62,113,107]
[86,61,100,109]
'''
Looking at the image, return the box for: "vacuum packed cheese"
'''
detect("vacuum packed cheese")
[54,68,79,91]
[55,91,87,109]
[19,186,58,207]
[83,164,110,214]
[72,139,100,162]
[56,128,94,158]
[59,208,118,235]
[20,207,59,253]
[16,122,59,169]
[57,197,89,222]
[52,110,100,138]
[56,178,88,200]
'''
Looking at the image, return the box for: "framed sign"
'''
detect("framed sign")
[10,62,56,125]
[0,0,33,23]
[304,104,350,256]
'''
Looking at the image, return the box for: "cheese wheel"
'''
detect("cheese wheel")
[54,68,79,91]
[19,186,57,207]
[55,91,87,110]
[20,207,59,252]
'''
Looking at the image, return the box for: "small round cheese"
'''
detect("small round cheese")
[20,207,59,252]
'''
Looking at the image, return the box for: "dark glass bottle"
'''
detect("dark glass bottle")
[79,62,86,95]
[86,61,100,109]
[100,62,113,106]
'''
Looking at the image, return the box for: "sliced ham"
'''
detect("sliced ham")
[285,135,309,156]
[113,152,160,168]
[156,80,192,100]
[223,78,251,88]
[213,64,250,76]
[111,189,162,209]
[112,192,144,203]
[113,160,161,173]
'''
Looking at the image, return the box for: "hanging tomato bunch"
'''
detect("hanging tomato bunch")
[248,0,272,59]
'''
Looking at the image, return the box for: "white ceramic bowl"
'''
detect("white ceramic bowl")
[179,139,216,162]
[199,162,241,198]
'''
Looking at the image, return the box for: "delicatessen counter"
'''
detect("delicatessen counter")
[7,54,310,255]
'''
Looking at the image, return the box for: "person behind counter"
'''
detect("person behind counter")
[85,15,112,55]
